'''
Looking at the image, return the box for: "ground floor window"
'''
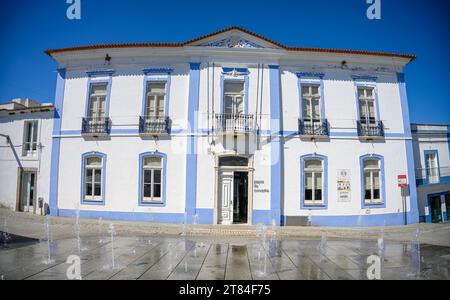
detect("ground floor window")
[140,153,166,205]
[360,155,385,207]
[301,155,327,208]
[82,154,105,203]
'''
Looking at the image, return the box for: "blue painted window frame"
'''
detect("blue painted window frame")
[300,154,328,210]
[141,68,173,118]
[80,152,107,206]
[138,152,167,207]
[424,150,441,183]
[220,68,249,115]
[296,72,326,121]
[84,70,114,119]
[360,154,386,209]
[352,76,381,123]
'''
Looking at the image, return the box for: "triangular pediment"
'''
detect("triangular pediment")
[185,27,283,50]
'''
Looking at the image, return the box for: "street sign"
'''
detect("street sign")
[398,175,408,188]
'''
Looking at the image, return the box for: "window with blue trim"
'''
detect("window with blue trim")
[145,82,166,118]
[425,151,439,184]
[303,158,324,206]
[301,84,321,124]
[358,87,376,125]
[224,81,244,115]
[141,155,163,203]
[83,156,103,202]
[363,158,382,204]
[87,83,108,119]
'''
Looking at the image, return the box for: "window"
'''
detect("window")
[224,81,244,115]
[425,152,439,184]
[83,156,103,202]
[142,156,163,203]
[302,85,321,123]
[145,82,166,118]
[358,87,376,125]
[303,159,324,206]
[23,121,38,156]
[88,83,107,119]
[363,159,382,204]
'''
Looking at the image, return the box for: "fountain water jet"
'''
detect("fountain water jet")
[42,215,55,265]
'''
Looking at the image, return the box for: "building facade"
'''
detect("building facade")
[0,99,54,215]
[38,27,419,227]
[413,124,450,223]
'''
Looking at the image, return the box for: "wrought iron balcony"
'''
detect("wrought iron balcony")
[82,117,111,136]
[357,121,385,139]
[215,114,255,135]
[139,116,170,136]
[298,119,329,137]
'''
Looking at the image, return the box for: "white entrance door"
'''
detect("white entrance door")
[20,171,36,213]
[219,171,234,225]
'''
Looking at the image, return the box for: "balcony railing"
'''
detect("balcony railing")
[215,114,255,135]
[415,166,450,184]
[357,121,385,138]
[299,119,329,137]
[82,117,111,136]
[139,116,170,135]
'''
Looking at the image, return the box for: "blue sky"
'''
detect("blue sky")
[0,0,449,124]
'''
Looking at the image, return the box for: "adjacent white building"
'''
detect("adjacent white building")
[4,27,442,227]
[413,124,450,223]
[0,99,54,215]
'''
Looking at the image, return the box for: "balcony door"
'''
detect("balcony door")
[145,82,166,118]
[88,84,107,120]
[425,152,439,184]
[358,87,376,125]
[224,81,244,115]
[302,85,321,125]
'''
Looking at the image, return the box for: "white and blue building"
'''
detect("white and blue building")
[2,27,438,227]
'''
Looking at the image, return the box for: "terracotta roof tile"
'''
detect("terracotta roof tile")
[44,26,415,61]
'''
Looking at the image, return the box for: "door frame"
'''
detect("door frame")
[16,168,38,214]
[214,154,254,225]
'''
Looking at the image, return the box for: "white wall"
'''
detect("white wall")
[0,111,54,211]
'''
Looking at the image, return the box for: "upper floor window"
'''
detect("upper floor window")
[303,158,324,206]
[363,158,382,205]
[224,81,244,115]
[358,87,376,125]
[425,151,439,184]
[23,121,38,156]
[145,82,166,118]
[302,85,321,123]
[88,83,107,119]
[142,156,163,203]
[83,155,104,203]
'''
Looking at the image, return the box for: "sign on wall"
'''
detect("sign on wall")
[398,175,408,188]
[337,170,352,203]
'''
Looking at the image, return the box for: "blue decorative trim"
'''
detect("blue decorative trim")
[49,68,66,216]
[252,210,273,225]
[84,75,113,118]
[352,75,378,82]
[297,73,326,122]
[86,70,115,77]
[269,64,282,226]
[80,152,107,206]
[416,176,450,187]
[397,73,412,137]
[359,154,386,209]
[58,209,186,224]
[185,62,201,220]
[304,212,405,227]
[300,154,328,210]
[296,72,324,79]
[138,152,167,207]
[222,68,250,76]
[195,208,214,224]
[204,37,264,49]
[140,73,171,118]
[142,68,174,75]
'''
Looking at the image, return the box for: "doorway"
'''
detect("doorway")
[19,171,37,213]
[429,196,442,224]
[445,194,450,223]
[233,172,248,224]
[217,156,252,225]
